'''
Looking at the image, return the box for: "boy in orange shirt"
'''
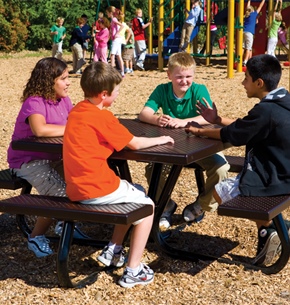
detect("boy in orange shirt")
[63,61,174,288]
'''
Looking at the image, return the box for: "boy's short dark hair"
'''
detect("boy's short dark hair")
[81,62,122,98]
[246,54,281,92]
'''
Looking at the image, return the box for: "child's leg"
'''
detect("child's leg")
[126,213,154,269]
[100,47,108,63]
[116,54,124,75]
[129,59,133,70]
[110,223,131,245]
[110,54,116,67]
[30,217,54,237]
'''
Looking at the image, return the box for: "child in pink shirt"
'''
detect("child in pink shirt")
[94,17,110,63]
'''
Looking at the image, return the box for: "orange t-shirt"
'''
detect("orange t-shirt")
[63,100,134,201]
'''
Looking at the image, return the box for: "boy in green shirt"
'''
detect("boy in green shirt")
[50,17,66,60]
[138,52,230,228]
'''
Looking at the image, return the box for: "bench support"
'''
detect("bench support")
[218,195,290,273]
[0,194,153,288]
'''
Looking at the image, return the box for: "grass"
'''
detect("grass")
[0,49,71,59]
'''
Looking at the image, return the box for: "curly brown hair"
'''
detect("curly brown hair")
[21,57,67,103]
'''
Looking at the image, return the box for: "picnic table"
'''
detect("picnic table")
[7,118,289,286]
[11,119,230,261]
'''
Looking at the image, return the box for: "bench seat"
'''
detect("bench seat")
[218,195,290,274]
[0,194,153,288]
[0,194,152,225]
[0,169,31,190]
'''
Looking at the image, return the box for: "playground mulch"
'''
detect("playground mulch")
[0,52,289,305]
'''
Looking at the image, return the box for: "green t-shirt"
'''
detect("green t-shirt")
[144,82,213,119]
[269,19,280,38]
[50,24,66,43]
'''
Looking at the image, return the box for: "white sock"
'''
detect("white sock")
[126,263,142,276]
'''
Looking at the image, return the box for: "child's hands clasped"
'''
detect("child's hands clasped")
[158,115,187,128]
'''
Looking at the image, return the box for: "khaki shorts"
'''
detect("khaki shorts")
[122,48,134,61]
[243,32,254,50]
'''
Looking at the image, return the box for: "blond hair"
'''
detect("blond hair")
[168,53,196,72]
[56,17,64,23]
[245,6,254,18]
[135,8,142,15]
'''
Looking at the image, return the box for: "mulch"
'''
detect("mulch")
[0,51,289,305]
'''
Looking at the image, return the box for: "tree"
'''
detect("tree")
[0,0,29,52]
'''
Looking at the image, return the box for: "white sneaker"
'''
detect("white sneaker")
[97,245,126,267]
[136,62,144,71]
[118,263,154,288]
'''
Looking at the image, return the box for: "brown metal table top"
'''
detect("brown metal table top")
[12,119,229,165]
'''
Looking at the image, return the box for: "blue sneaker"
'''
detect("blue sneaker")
[54,221,89,239]
[28,235,53,258]
[182,201,205,223]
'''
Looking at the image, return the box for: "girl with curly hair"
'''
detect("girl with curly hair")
[7,57,86,258]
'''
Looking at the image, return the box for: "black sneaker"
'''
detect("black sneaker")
[269,219,290,254]
[159,199,177,229]
[252,226,281,265]
[182,201,205,223]
[118,263,154,288]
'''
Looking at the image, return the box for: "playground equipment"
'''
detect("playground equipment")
[95,0,290,81]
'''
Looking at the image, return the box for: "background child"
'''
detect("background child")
[50,17,66,60]
[69,17,89,74]
[63,61,174,288]
[106,6,125,77]
[266,0,283,57]
[138,52,229,229]
[93,17,110,63]
[93,11,104,34]
[132,8,153,71]
[242,0,265,66]
[179,0,201,52]
[80,14,91,61]
[185,54,290,266]
[277,21,289,53]
[122,20,135,74]
[6,58,84,258]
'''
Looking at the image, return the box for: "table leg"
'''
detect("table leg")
[149,163,217,262]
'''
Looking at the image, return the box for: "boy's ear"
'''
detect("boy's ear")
[256,78,265,88]
[101,90,109,99]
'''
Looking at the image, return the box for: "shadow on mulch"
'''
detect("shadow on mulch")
[0,212,270,289]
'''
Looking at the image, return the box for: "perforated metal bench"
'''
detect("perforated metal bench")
[0,169,31,191]
[0,169,33,236]
[0,193,153,288]
[218,195,290,274]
